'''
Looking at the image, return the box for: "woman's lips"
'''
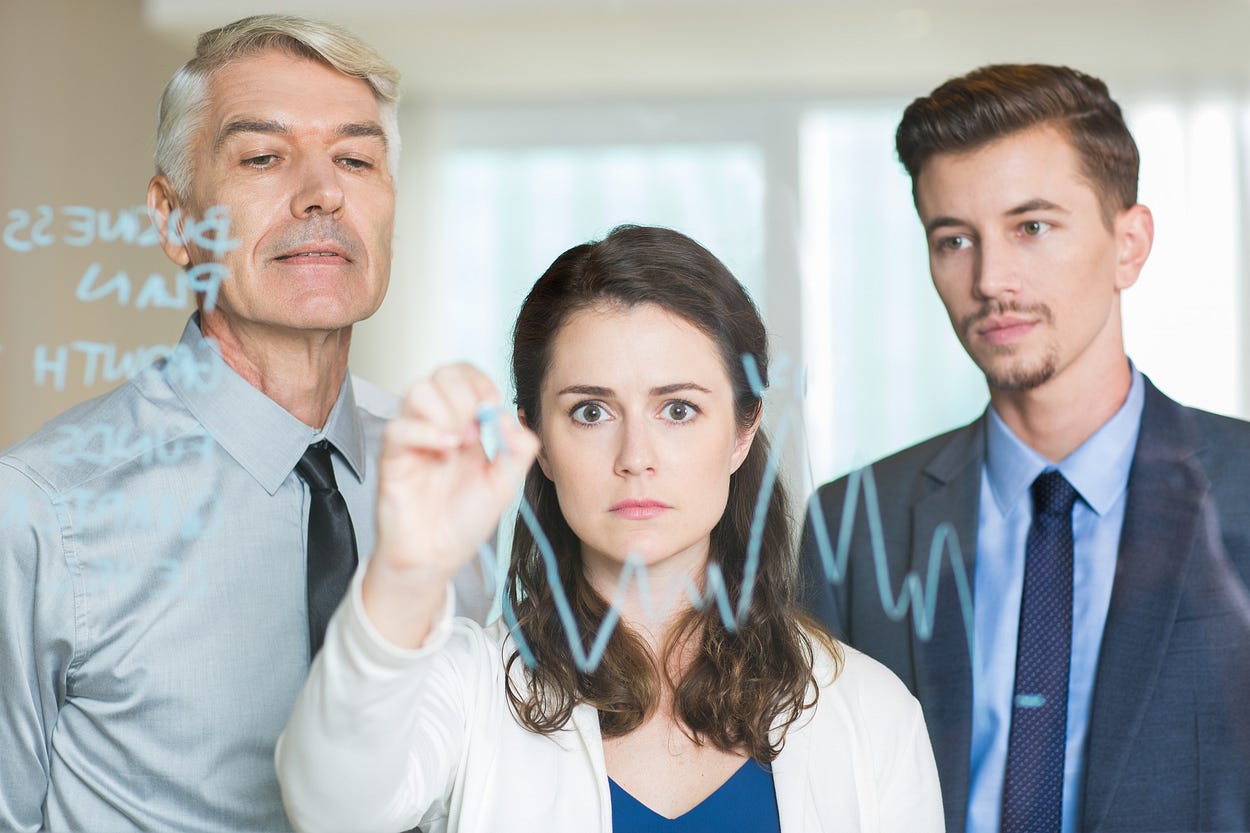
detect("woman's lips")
[610,500,671,520]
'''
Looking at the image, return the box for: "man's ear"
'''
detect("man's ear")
[1113,203,1154,291]
[517,409,552,480]
[147,175,191,267]
[730,408,762,474]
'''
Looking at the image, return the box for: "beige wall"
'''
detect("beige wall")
[0,0,186,447]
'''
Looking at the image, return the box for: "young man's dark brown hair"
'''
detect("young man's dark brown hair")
[895,64,1139,226]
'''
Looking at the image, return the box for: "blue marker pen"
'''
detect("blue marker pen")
[476,403,505,461]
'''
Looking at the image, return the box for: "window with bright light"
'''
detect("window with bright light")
[408,93,1249,494]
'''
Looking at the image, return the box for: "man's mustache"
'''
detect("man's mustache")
[264,219,362,262]
[960,300,1053,333]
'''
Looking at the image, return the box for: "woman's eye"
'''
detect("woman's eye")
[662,401,697,423]
[571,403,605,425]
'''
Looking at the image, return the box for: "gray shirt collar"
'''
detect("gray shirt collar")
[164,314,367,496]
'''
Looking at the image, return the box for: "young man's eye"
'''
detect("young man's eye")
[1021,220,1052,236]
[932,233,971,252]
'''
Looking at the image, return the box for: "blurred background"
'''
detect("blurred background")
[3,0,1249,501]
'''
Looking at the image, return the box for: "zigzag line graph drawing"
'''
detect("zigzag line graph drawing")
[803,464,975,650]
[474,355,975,672]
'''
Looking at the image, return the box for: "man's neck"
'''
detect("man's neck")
[989,353,1133,463]
[200,310,352,429]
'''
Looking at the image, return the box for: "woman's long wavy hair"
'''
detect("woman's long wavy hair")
[505,225,839,762]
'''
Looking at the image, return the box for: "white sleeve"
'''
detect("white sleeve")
[275,569,474,833]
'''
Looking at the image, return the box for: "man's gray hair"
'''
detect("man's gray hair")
[155,14,402,199]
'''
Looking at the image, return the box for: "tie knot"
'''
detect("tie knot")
[1030,469,1078,517]
[296,440,339,492]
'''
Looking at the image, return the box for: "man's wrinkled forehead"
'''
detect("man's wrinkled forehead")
[200,50,386,152]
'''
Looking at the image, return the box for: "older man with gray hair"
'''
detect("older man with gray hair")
[0,15,414,831]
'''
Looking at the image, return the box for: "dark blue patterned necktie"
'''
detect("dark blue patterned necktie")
[296,440,358,659]
[1002,470,1079,833]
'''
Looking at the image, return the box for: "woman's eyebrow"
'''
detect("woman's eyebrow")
[556,385,613,397]
[651,382,711,396]
[556,382,711,397]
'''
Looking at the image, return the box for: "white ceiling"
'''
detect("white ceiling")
[142,0,1250,101]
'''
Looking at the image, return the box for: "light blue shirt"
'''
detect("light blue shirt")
[966,367,1144,833]
[0,316,387,832]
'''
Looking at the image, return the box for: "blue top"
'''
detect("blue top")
[966,366,1145,833]
[609,758,781,833]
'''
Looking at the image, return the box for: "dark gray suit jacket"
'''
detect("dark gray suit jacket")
[799,378,1250,832]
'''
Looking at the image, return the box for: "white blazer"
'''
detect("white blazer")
[277,574,944,833]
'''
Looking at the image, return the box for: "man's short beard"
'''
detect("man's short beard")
[982,351,1059,391]
[959,300,1058,392]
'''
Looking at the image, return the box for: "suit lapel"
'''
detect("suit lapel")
[911,417,985,833]
[1082,381,1208,830]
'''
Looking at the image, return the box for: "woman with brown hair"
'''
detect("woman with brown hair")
[276,225,942,832]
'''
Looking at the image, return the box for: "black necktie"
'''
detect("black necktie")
[1001,470,1079,833]
[296,440,358,659]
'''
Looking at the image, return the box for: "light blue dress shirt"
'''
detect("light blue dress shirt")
[0,316,388,832]
[965,367,1144,833]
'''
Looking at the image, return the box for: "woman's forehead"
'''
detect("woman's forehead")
[543,303,731,394]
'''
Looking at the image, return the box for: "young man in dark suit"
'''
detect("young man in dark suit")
[800,64,1250,833]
